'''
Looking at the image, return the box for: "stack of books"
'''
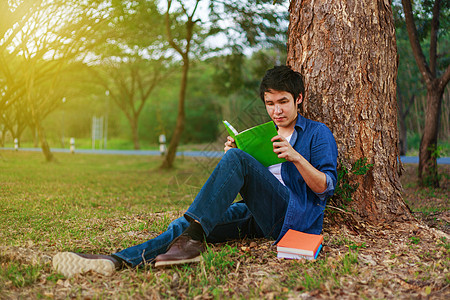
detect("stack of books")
[276,229,323,260]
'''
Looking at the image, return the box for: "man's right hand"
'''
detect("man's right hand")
[224,136,237,153]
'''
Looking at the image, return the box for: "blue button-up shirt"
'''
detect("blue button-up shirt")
[275,114,338,243]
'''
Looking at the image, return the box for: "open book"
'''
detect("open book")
[223,120,286,167]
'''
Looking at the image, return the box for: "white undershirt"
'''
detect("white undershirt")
[268,133,293,186]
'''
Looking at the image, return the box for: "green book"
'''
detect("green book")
[223,120,286,167]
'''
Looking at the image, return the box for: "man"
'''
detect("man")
[53,65,338,277]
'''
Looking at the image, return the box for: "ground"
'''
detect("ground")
[401,164,449,235]
[0,157,448,299]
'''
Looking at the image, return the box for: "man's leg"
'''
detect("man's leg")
[185,148,289,238]
[54,148,288,274]
[113,216,190,267]
[155,148,289,266]
[205,202,266,243]
[53,202,263,276]
[112,202,263,267]
[53,216,190,276]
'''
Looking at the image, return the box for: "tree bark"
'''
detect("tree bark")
[287,0,411,223]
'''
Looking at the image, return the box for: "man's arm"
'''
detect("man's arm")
[271,135,327,194]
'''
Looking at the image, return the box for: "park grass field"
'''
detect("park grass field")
[0,150,449,299]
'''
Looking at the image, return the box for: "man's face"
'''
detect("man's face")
[264,89,302,130]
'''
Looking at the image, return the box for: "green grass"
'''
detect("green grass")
[0,150,360,298]
[2,150,445,299]
[282,249,359,292]
[0,150,215,251]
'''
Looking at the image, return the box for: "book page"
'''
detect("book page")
[223,120,239,136]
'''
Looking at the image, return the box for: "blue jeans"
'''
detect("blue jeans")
[113,148,290,267]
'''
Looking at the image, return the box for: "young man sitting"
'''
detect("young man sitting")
[53,65,338,277]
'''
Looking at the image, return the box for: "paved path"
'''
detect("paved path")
[1,147,449,164]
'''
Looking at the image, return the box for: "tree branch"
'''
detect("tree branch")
[429,0,441,76]
[165,0,184,56]
[438,65,450,91]
[401,0,433,86]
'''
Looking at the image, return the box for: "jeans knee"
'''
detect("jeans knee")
[223,148,245,163]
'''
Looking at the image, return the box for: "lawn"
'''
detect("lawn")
[0,150,448,299]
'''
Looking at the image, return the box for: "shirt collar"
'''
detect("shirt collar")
[287,114,304,147]
[295,113,306,131]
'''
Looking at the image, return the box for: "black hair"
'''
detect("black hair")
[259,65,305,107]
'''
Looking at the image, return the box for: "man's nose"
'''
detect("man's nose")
[275,104,282,113]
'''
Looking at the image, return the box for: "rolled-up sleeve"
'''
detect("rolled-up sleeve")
[315,173,335,201]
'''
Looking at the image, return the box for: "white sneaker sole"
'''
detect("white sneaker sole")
[53,252,115,277]
[154,255,203,268]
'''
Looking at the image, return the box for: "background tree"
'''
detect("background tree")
[400,0,450,187]
[160,0,202,169]
[161,0,289,168]
[0,1,40,123]
[393,3,425,156]
[96,59,166,150]
[0,0,109,161]
[287,0,411,222]
[91,0,171,150]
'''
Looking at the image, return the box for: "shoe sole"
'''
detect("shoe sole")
[53,252,115,277]
[154,255,203,268]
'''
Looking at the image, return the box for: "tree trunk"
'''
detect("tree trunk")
[418,87,443,186]
[35,120,55,162]
[0,129,5,147]
[161,58,189,169]
[131,117,140,150]
[287,0,411,223]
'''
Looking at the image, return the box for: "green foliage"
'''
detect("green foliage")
[348,242,367,250]
[421,144,444,186]
[438,237,449,250]
[202,244,238,278]
[430,144,443,159]
[409,236,421,245]
[0,261,41,288]
[209,1,289,50]
[330,158,374,210]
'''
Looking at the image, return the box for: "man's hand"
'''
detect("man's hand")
[271,135,300,162]
[224,136,237,153]
[271,134,327,194]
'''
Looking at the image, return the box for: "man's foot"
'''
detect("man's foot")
[154,233,205,267]
[53,252,122,277]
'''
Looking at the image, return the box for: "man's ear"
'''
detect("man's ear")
[296,94,303,104]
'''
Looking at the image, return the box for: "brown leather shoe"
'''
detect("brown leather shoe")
[53,252,123,277]
[154,234,205,267]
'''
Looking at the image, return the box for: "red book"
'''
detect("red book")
[276,229,323,256]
